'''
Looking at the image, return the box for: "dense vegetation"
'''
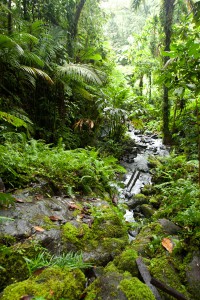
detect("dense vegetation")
[0,0,200,299]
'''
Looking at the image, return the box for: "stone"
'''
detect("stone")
[126,194,148,209]
[185,251,200,299]
[140,204,155,218]
[158,218,181,234]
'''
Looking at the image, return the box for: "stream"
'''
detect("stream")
[120,126,169,227]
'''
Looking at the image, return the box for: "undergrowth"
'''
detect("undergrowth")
[0,134,125,196]
[149,154,199,229]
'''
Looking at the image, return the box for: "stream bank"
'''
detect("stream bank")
[0,128,199,300]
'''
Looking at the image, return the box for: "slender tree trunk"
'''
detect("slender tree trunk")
[149,72,152,103]
[162,0,175,145]
[22,0,28,20]
[8,0,12,35]
[139,75,143,96]
[68,0,87,59]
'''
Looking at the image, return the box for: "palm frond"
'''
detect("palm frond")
[57,63,103,85]
[0,34,24,56]
[20,66,54,84]
[0,111,28,128]
[22,51,45,68]
[17,32,39,45]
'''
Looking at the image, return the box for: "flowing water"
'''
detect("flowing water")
[120,127,169,225]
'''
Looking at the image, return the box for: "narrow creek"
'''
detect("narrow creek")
[120,126,169,231]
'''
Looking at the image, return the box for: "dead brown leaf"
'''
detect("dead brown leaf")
[15,198,24,203]
[33,226,45,232]
[161,237,173,253]
[49,215,62,221]
[20,295,33,300]
[68,203,81,210]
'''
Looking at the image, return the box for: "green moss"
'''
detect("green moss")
[0,235,16,246]
[42,215,60,230]
[113,248,138,276]
[2,266,86,300]
[131,222,164,257]
[119,277,156,300]
[62,205,128,255]
[0,245,29,291]
[149,256,189,299]
[84,278,102,300]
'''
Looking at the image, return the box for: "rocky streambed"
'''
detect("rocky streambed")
[0,129,199,300]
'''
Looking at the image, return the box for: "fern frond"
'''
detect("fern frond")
[57,63,103,85]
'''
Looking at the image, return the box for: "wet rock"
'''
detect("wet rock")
[140,204,155,218]
[126,194,148,209]
[185,251,200,299]
[158,218,181,235]
[34,229,62,254]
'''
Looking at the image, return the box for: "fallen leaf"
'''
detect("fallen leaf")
[33,226,45,232]
[20,295,33,300]
[49,215,62,221]
[15,198,24,203]
[162,237,173,253]
[68,203,81,210]
[33,266,46,276]
[35,194,43,201]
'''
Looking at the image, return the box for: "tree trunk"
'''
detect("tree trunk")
[68,0,87,59]
[139,75,143,96]
[162,0,175,145]
[8,0,12,35]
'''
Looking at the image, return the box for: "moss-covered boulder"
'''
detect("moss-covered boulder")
[1,266,86,300]
[62,205,129,265]
[127,194,148,209]
[149,256,190,299]
[119,277,156,300]
[0,245,29,291]
[130,222,164,257]
[112,248,139,277]
[85,265,155,300]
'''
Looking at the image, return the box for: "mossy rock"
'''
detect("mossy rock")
[85,270,129,300]
[140,204,155,218]
[0,241,50,292]
[119,277,156,300]
[112,248,139,276]
[0,245,29,291]
[149,256,190,300]
[85,269,156,300]
[127,194,148,209]
[1,266,86,300]
[130,222,164,257]
[62,205,129,261]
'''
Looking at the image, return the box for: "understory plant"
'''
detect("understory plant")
[24,251,92,275]
[0,134,125,196]
[150,154,199,228]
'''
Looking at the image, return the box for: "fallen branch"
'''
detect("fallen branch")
[150,277,188,300]
[136,257,162,300]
